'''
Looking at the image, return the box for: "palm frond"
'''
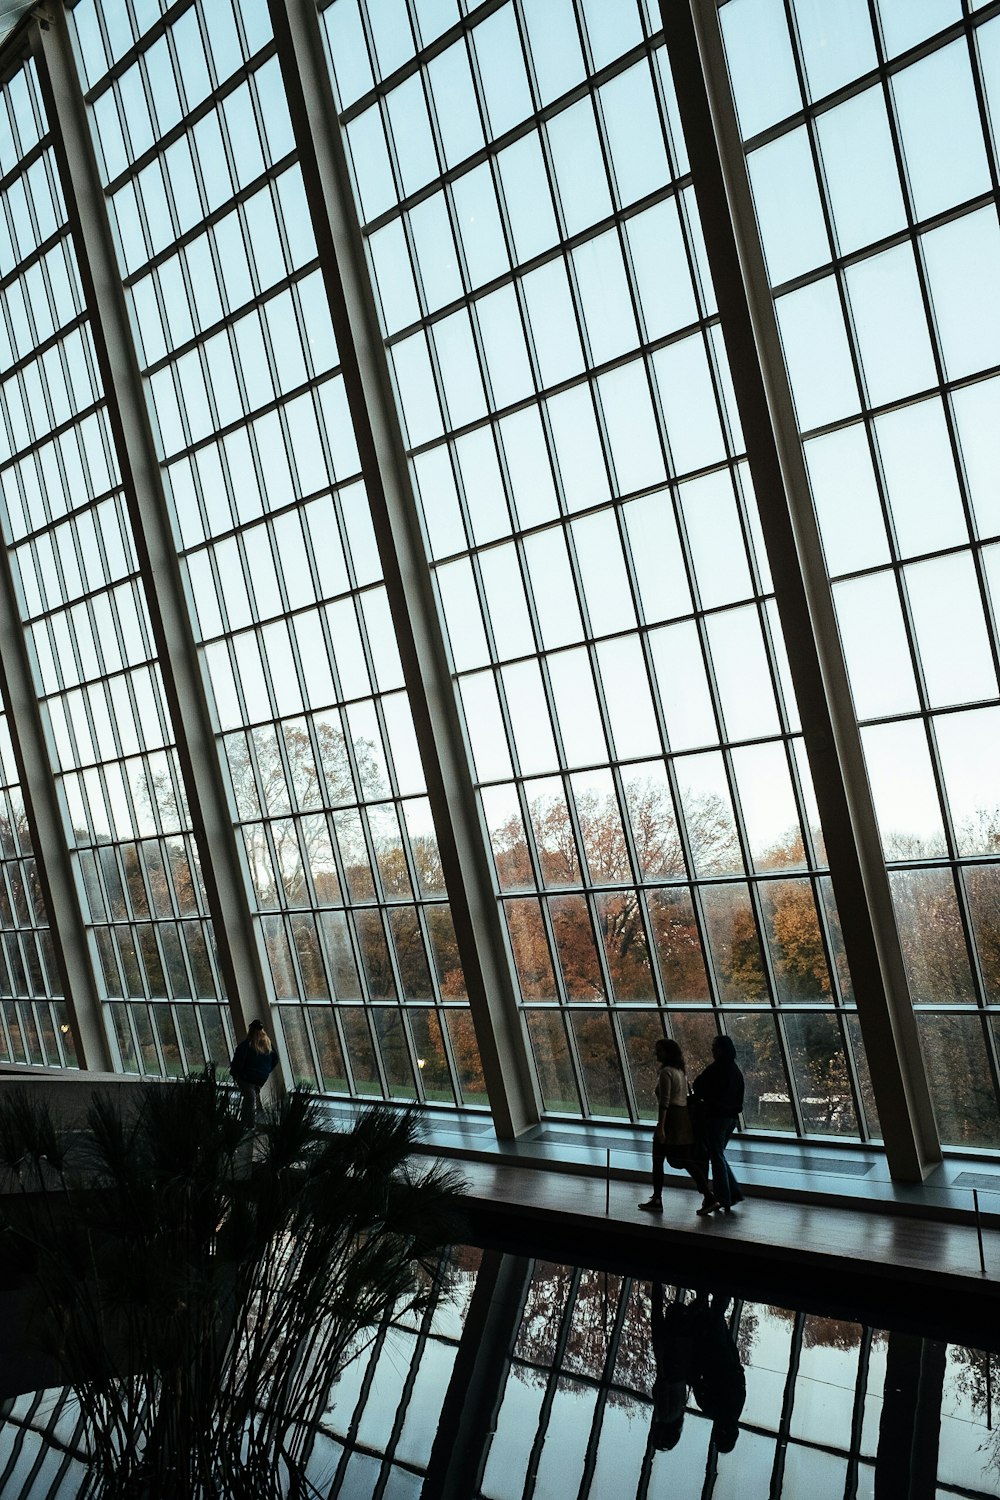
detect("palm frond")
[2,1076,466,1497]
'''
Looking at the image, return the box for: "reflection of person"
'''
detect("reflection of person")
[690,1292,746,1452]
[230,1019,279,1129]
[639,1038,716,1216]
[692,1036,745,1215]
[650,1282,696,1451]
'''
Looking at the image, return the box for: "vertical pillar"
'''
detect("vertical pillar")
[769,1309,804,1497]
[422,1250,531,1499]
[267,0,540,1138]
[661,0,941,1180]
[35,12,277,1058]
[0,543,111,1070]
[876,1333,945,1499]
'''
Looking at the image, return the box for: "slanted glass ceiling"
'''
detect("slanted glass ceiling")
[0,0,998,1156]
[720,0,1000,1146]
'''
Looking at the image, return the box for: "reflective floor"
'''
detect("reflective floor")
[2,1243,998,1498]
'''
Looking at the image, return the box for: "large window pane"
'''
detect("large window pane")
[73,0,478,1105]
[722,0,1000,1149]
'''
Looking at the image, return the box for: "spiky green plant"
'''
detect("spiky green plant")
[0,1073,465,1498]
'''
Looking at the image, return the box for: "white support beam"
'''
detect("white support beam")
[0,540,112,1071]
[268,0,540,1137]
[662,0,940,1180]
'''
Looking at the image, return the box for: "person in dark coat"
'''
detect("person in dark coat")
[650,1281,698,1451]
[230,1019,279,1129]
[692,1035,745,1215]
[690,1291,746,1453]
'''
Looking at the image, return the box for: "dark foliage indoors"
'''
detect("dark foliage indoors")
[0,1074,465,1498]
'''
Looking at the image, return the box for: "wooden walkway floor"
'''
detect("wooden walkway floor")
[452,1158,1000,1346]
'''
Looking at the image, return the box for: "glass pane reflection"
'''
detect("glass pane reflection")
[9,1239,1000,1500]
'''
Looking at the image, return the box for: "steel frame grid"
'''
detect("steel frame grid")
[0,238,87,394]
[81,3,278,196]
[718,0,1000,1145]
[717,0,1000,161]
[66,0,484,1111]
[267,0,541,1134]
[0,276,225,1062]
[661,0,944,1176]
[326,0,868,1136]
[0,1386,86,1500]
[321,1281,450,1498]
[0,48,113,1070]
[0,0,995,1164]
[330,8,667,228]
[34,5,281,1072]
[87,0,479,1108]
[0,1386,76,1494]
[449,84,837,1122]
[185,452,475,1101]
[853,0,1000,1135]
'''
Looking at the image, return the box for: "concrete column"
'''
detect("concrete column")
[422,1250,531,1499]
[661,0,941,1181]
[267,0,540,1138]
[0,538,111,1070]
[876,1333,945,1499]
[35,12,277,1059]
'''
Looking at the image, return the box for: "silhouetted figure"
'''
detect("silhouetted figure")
[639,1038,716,1216]
[692,1035,745,1215]
[650,1282,697,1451]
[230,1019,279,1129]
[689,1292,746,1453]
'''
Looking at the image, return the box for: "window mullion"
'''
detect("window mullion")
[36,8,279,1063]
[661,0,941,1181]
[268,0,541,1138]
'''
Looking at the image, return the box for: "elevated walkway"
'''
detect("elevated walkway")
[3,1071,999,1343]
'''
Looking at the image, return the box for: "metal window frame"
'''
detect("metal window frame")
[662,0,941,1180]
[339,0,873,1138]
[35,6,279,1063]
[0,0,968,1176]
[266,0,540,1139]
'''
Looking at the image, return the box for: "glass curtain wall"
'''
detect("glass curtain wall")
[12,0,1000,1152]
[0,51,230,1076]
[69,0,482,1107]
[0,705,74,1067]
[719,0,1000,1147]
[322,0,876,1134]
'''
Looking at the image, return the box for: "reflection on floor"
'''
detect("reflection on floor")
[2,1241,998,1499]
